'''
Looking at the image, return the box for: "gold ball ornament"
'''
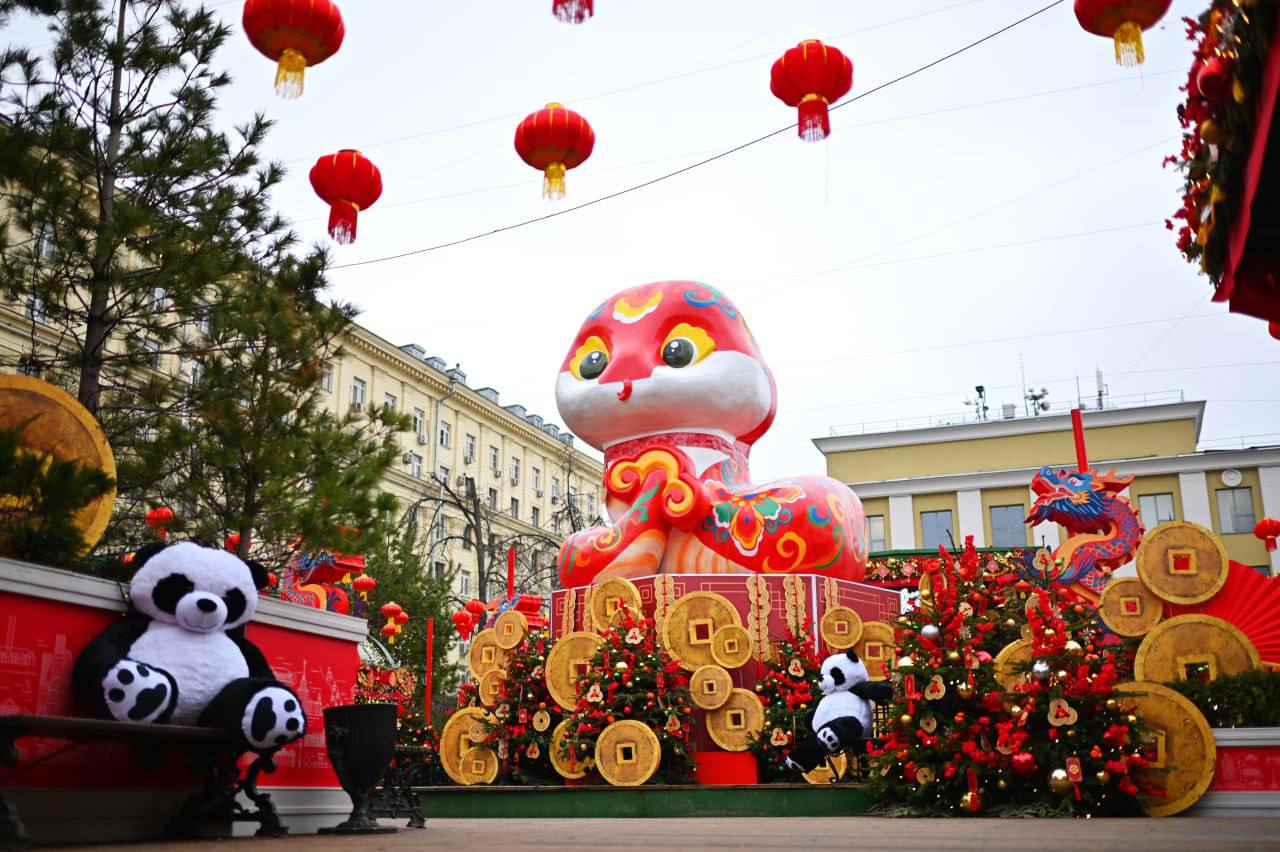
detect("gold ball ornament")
[946,650,961,663]
[960,790,981,814]
[897,656,915,669]
[1096,770,1111,784]
[1199,119,1227,145]
[996,778,1008,791]
[956,682,975,699]
[1049,768,1072,795]
[1063,640,1083,656]
[900,713,913,725]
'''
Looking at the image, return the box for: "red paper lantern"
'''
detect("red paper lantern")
[1256,518,1280,552]
[514,103,595,200]
[1270,321,1280,341]
[553,0,592,24]
[225,532,243,552]
[452,610,474,641]
[243,0,345,99]
[1073,1,1172,67]
[380,602,403,620]
[380,623,398,638]
[309,150,382,245]
[145,506,175,541]
[770,40,853,143]
[465,599,486,616]
[395,611,411,625]
[352,574,377,595]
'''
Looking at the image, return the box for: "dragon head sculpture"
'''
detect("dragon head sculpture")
[1027,466,1134,534]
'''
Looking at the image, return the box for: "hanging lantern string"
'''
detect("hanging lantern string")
[330,0,1065,271]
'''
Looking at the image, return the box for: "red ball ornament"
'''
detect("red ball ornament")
[514,103,595,200]
[309,150,382,245]
[1196,56,1233,104]
[242,0,345,99]
[1011,752,1038,776]
[1073,1,1172,67]
[224,532,244,553]
[770,40,853,143]
[1269,321,1280,342]
[552,0,592,24]
[395,611,411,625]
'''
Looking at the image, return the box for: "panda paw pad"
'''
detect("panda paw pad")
[103,660,175,724]
[242,686,305,750]
[817,727,842,753]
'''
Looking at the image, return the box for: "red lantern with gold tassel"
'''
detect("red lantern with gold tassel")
[1256,518,1280,552]
[770,40,853,143]
[1073,1,1172,67]
[514,104,595,200]
[309,150,382,244]
[145,506,175,541]
[553,0,592,24]
[242,0,345,99]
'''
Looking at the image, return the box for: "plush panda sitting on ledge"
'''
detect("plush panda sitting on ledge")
[785,649,894,774]
[73,541,306,752]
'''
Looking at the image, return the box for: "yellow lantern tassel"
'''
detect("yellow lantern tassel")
[1113,21,1144,67]
[275,48,307,99]
[543,162,566,200]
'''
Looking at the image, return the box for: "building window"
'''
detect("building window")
[531,506,541,528]
[439,421,451,448]
[510,497,520,519]
[143,338,161,368]
[433,561,447,580]
[489,445,500,472]
[1137,493,1176,526]
[463,526,473,550]
[465,433,476,463]
[867,515,886,552]
[438,465,449,485]
[34,224,57,261]
[532,467,541,492]
[488,488,498,509]
[149,287,166,313]
[351,377,366,408]
[921,510,954,550]
[412,407,425,436]
[586,494,595,519]
[407,504,419,526]
[320,365,333,392]
[24,294,45,323]
[408,453,423,478]
[190,360,204,386]
[459,571,471,595]
[383,392,397,412]
[510,457,521,485]
[552,476,561,501]
[433,514,445,541]
[1216,487,1256,534]
[989,505,1026,548]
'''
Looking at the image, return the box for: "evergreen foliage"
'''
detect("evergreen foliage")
[1168,669,1280,729]
[749,623,823,781]
[478,630,563,785]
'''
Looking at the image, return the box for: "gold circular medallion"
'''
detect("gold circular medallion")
[993,639,1035,692]
[1099,577,1164,637]
[803,752,848,785]
[1134,614,1261,683]
[820,606,864,650]
[439,706,497,785]
[494,609,528,649]
[706,687,765,752]
[549,717,587,780]
[853,621,898,681]
[458,745,499,785]
[1114,681,1217,816]
[532,709,552,732]
[545,631,604,710]
[1136,520,1229,605]
[660,591,742,671]
[478,668,507,707]
[689,664,733,710]
[0,374,117,557]
[594,719,661,786]
[468,628,509,680]
[590,577,643,631]
[711,624,755,669]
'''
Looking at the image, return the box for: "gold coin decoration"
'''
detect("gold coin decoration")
[820,605,864,650]
[1134,614,1261,684]
[1114,681,1216,816]
[594,719,661,786]
[549,717,587,780]
[1099,577,1164,637]
[590,577,643,631]
[1136,520,1229,605]
[478,668,507,707]
[494,609,528,649]
[711,624,755,669]
[706,687,765,752]
[689,664,733,710]
[440,706,497,786]
[0,374,117,557]
[853,621,898,681]
[468,629,509,680]
[993,639,1035,692]
[660,591,742,671]
[459,746,499,785]
[532,709,552,732]
[546,631,604,710]
[803,752,847,785]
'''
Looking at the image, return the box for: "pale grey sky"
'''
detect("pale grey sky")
[9,1,1278,478]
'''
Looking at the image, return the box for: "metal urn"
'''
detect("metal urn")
[318,703,399,834]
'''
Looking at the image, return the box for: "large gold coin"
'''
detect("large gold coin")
[660,591,741,671]
[820,605,863,650]
[706,687,765,752]
[1136,521,1229,605]
[804,752,848,785]
[546,631,604,710]
[590,577,643,631]
[468,628,509,680]
[439,706,497,785]
[993,639,1034,692]
[853,621,898,681]
[594,719,661,787]
[1099,577,1164,637]
[711,624,755,669]
[0,374,116,557]
[549,717,587,780]
[478,668,507,707]
[689,664,733,710]
[1114,681,1216,816]
[494,609,528,649]
[1134,614,1261,683]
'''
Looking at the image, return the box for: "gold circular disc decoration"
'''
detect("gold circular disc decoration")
[439,706,497,785]
[706,687,765,751]
[993,639,1035,692]
[689,664,733,710]
[853,621,898,681]
[478,668,507,707]
[1114,681,1216,816]
[660,591,742,671]
[1134,614,1261,684]
[594,719,661,786]
[0,374,117,557]
[711,624,755,669]
[468,628,509,680]
[590,577,643,631]
[549,717,587,780]
[1099,577,1164,637]
[1136,520,1229,605]
[494,609,529,649]
[803,752,848,785]
[545,631,604,710]
[820,606,863,650]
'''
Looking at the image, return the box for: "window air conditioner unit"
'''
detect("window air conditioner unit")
[401,452,414,464]
[492,468,501,478]
[456,474,468,487]
[416,434,429,445]
[551,495,561,504]
[535,489,544,498]
[510,475,519,486]
[464,453,474,464]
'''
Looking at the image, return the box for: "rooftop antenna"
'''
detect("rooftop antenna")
[1026,386,1050,416]
[1020,354,1029,416]
[964,385,989,422]
[1096,368,1108,411]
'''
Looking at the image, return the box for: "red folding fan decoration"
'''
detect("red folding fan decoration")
[1162,561,1280,666]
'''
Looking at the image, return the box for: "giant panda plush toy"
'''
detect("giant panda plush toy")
[73,541,306,752]
[785,649,894,774]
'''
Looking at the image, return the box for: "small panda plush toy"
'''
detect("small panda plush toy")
[73,541,306,752]
[785,649,894,774]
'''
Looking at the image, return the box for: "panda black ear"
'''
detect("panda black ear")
[130,541,168,570]
[245,559,270,591]
[845,650,860,664]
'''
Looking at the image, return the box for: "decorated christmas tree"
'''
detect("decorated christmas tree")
[479,630,563,785]
[750,621,824,781]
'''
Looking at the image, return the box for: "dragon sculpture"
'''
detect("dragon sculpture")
[1025,465,1145,600]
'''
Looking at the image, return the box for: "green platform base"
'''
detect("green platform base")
[414,783,872,818]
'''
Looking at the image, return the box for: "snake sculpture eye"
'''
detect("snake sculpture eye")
[569,336,610,381]
[659,323,715,369]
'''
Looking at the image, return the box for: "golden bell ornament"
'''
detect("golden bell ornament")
[960,790,981,814]
[1063,640,1083,656]
[1044,628,1056,637]
[946,650,961,663]
[1096,770,1111,784]
[900,713,914,725]
[1004,618,1017,628]
[1105,698,1118,711]
[1048,768,1072,795]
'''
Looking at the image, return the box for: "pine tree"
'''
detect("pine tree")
[750,622,823,780]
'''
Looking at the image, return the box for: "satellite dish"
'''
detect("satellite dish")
[1039,401,1051,412]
